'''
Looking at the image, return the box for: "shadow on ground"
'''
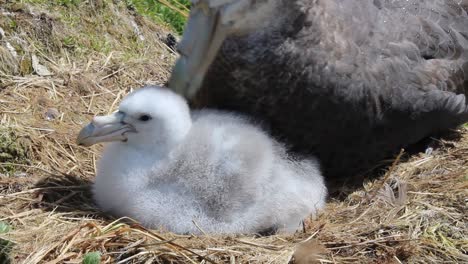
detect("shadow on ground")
[33,174,101,215]
[0,234,12,264]
[327,129,464,198]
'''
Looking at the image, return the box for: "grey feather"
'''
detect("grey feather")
[176,0,468,187]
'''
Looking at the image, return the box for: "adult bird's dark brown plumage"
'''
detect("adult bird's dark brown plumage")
[169,0,468,189]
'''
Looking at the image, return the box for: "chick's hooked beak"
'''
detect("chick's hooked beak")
[77,112,136,147]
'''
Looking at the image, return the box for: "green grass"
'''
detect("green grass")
[126,0,190,34]
[22,0,190,35]
[82,251,101,264]
[0,222,12,264]
[5,0,187,62]
[0,128,30,175]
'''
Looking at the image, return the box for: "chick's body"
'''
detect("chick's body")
[80,86,326,234]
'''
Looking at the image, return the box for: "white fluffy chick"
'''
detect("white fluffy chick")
[77,86,327,234]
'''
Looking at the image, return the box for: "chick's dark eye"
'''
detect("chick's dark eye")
[139,114,152,121]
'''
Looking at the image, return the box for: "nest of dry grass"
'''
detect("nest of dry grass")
[0,1,467,263]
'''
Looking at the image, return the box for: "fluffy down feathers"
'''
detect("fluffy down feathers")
[83,86,326,234]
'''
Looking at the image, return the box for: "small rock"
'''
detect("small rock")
[425,147,433,155]
[32,54,52,76]
[13,172,27,177]
[44,108,60,121]
[291,240,327,264]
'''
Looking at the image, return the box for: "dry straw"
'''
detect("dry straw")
[0,1,466,263]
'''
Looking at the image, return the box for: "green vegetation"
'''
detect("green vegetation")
[22,0,81,6]
[21,0,190,35]
[10,0,189,60]
[82,251,101,264]
[127,0,190,34]
[0,129,30,175]
[0,222,12,264]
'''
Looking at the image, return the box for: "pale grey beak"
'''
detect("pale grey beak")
[168,1,228,98]
[77,112,136,147]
